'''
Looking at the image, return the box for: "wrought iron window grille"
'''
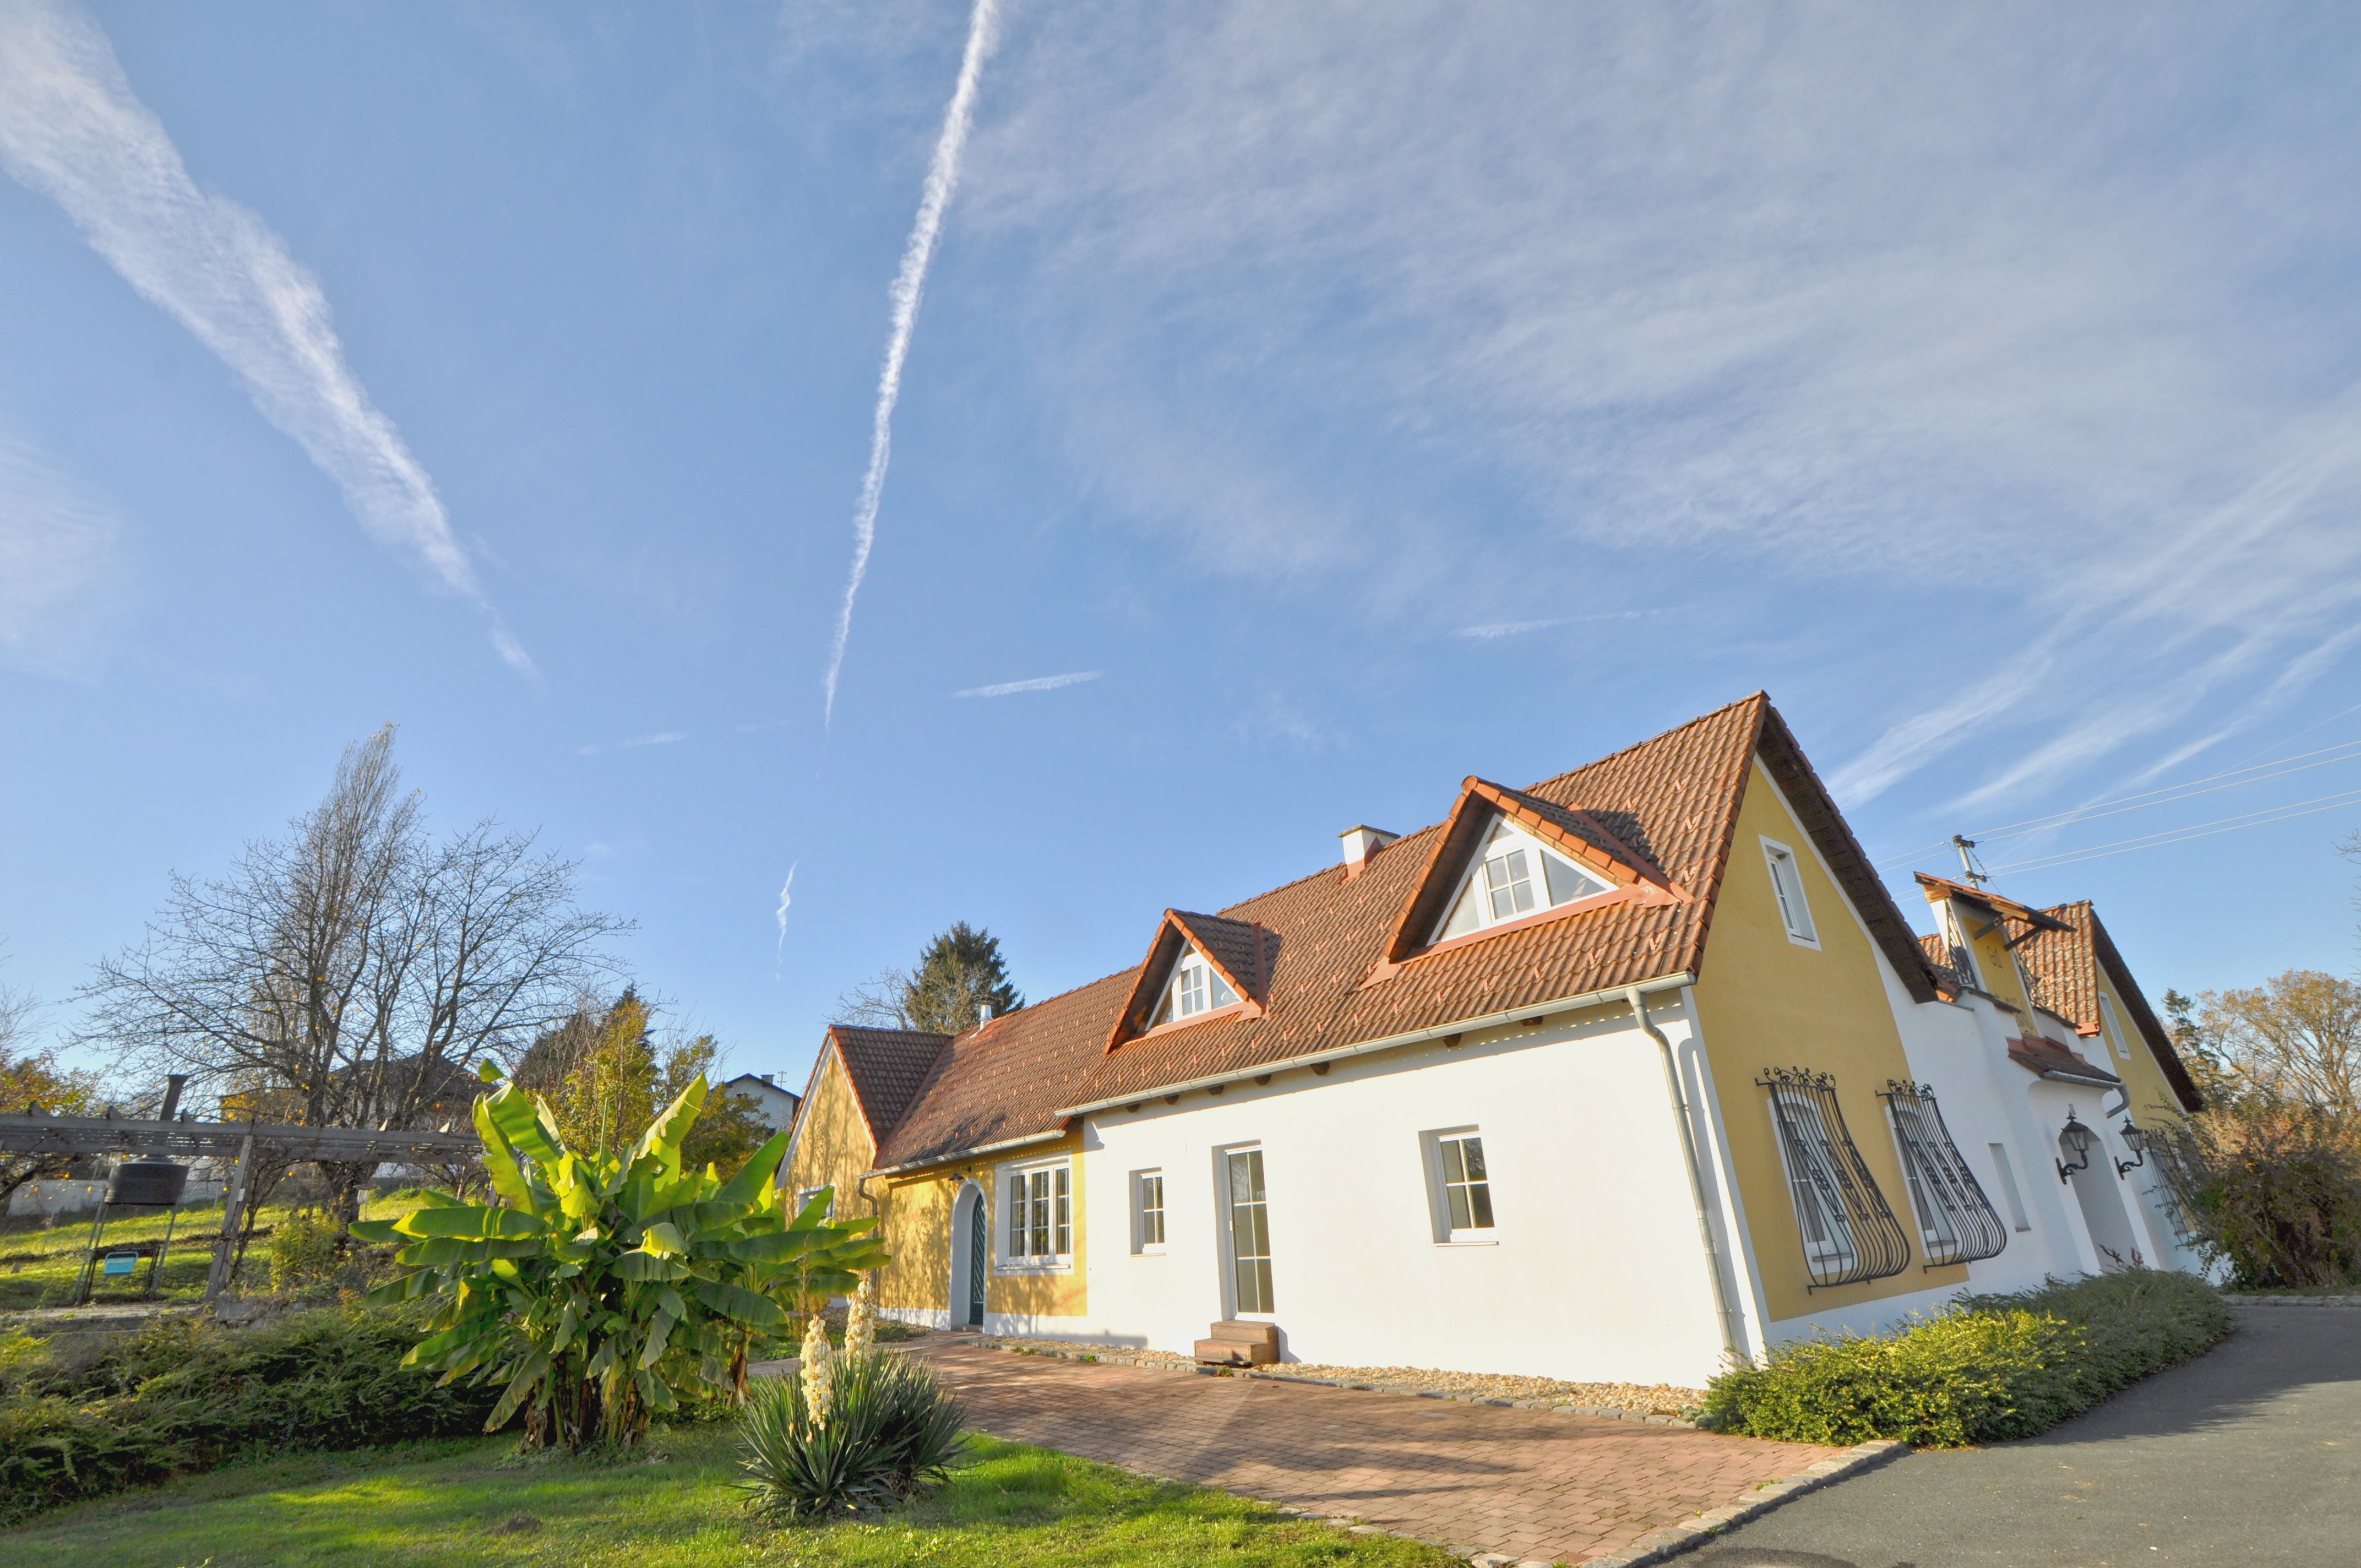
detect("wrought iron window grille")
[1879,1080,2010,1268]
[1758,1068,1912,1290]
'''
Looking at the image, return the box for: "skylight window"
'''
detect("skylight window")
[1147,949,1239,1027]
[1432,817,1614,943]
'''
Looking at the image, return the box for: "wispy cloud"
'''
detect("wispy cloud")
[1456,611,1658,640]
[578,731,687,756]
[954,669,1100,698]
[821,0,1002,726]
[0,433,124,679]
[0,0,530,676]
[773,863,796,973]
[970,5,2361,809]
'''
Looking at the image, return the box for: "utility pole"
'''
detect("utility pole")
[1951,834,1992,889]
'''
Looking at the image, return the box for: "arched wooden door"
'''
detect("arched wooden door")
[966,1186,987,1327]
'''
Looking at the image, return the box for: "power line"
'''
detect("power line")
[1983,786,2361,875]
[1872,735,2361,871]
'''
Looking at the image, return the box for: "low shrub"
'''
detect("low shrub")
[737,1351,967,1518]
[0,1304,499,1523]
[265,1212,345,1293]
[1699,1269,2234,1447]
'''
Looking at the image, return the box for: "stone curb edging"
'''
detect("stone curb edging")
[971,1336,1700,1427]
[2222,1293,2361,1308]
[1563,1439,1913,1568]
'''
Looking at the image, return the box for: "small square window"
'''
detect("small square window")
[1761,839,1818,946]
[1428,1130,1496,1240]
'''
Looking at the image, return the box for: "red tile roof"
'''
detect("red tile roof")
[2015,902,2202,1112]
[861,694,1944,1170]
[825,1026,954,1146]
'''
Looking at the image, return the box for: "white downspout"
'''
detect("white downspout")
[1627,984,1747,1366]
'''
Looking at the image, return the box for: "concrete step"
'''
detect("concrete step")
[1206,1319,1280,1346]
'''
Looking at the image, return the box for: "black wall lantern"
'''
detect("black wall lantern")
[2056,1109,2095,1183]
[2115,1118,2148,1179]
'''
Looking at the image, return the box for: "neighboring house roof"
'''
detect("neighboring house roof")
[1916,932,1966,995]
[845,693,1945,1174]
[2016,902,2204,1113]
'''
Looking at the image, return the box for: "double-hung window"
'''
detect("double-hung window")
[1003,1162,1071,1266]
[1134,1170,1166,1253]
[1759,1068,1911,1288]
[1431,1130,1496,1239]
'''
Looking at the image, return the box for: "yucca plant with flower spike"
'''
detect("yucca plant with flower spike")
[355,1064,888,1452]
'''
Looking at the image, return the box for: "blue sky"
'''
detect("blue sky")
[4,2,2359,1092]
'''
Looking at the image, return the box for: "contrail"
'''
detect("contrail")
[820,0,1003,726]
[773,863,797,972]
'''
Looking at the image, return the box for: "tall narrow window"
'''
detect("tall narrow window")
[2098,995,2132,1061]
[1759,1069,1911,1288]
[1226,1148,1274,1314]
[1988,1144,2032,1232]
[1761,840,1818,945]
[1881,1082,2008,1267]
[1135,1171,1165,1250]
[1437,1133,1495,1233]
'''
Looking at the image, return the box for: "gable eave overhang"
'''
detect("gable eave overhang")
[1916,874,2076,940]
[2082,910,2206,1113]
[1057,970,1697,1119]
[1102,910,1267,1053]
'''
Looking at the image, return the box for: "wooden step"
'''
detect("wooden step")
[1195,1320,1279,1364]
[1194,1337,1277,1365]
[1206,1319,1279,1346]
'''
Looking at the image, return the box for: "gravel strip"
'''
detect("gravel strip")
[978,1335,1705,1416]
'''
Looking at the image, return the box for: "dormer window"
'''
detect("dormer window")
[1431,818,1613,943]
[1149,949,1239,1026]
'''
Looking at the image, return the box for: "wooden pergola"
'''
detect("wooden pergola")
[1,1109,481,1301]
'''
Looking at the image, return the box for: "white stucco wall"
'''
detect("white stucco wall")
[1067,1007,1733,1389]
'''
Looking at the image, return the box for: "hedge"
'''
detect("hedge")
[0,1305,498,1523]
[1696,1270,2234,1447]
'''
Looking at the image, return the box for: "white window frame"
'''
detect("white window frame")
[794,1185,833,1219]
[1428,815,1616,945]
[1217,1143,1276,1319]
[1147,946,1242,1028]
[1132,1168,1166,1255]
[2098,994,2133,1061]
[1760,836,1820,948]
[997,1156,1074,1273]
[1423,1127,1500,1245]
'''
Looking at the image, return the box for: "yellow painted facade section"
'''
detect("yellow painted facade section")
[2091,968,2191,1130]
[1691,758,1967,1324]
[1960,917,2039,1019]
[781,1056,1089,1321]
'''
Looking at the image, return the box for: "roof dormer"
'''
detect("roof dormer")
[1104,910,1270,1051]
[1363,776,1688,982]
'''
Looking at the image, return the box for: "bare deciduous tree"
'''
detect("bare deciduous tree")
[2185,971,2361,1119]
[79,726,629,1225]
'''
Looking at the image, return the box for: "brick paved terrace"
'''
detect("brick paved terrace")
[910,1337,1845,1565]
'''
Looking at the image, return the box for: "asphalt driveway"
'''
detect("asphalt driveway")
[1689,1304,2361,1568]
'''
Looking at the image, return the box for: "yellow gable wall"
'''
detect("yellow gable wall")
[1960,913,2039,1019]
[781,1049,877,1218]
[1691,757,1965,1324]
[781,1061,1089,1321]
[2092,966,2191,1130]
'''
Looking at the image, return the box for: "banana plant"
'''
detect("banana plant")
[356,1065,888,1451]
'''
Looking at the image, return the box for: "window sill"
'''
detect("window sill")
[1436,1235,1500,1247]
[1133,1248,1166,1257]
[994,1262,1073,1276]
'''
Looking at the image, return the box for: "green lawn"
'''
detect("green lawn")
[3,1423,1456,1568]
[0,1195,436,1312]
